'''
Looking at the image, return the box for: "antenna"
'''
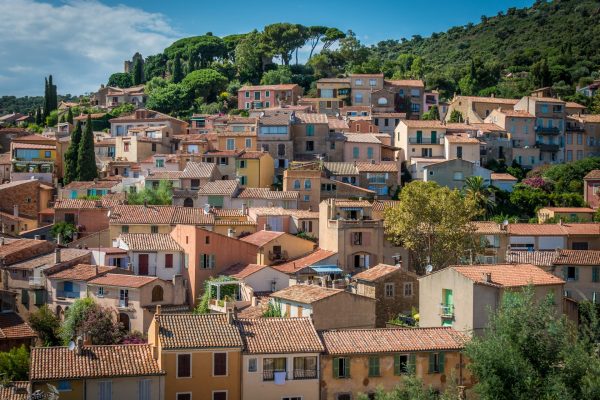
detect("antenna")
[425,264,433,274]
[68,341,75,351]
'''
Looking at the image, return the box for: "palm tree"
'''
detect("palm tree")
[463,176,495,219]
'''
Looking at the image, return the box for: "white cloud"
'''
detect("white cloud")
[0,0,179,96]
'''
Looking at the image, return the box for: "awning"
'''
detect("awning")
[310,265,343,275]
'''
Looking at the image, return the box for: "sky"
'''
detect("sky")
[0,0,534,97]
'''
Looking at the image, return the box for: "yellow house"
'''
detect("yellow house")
[30,344,164,400]
[11,135,60,183]
[217,130,257,152]
[236,151,274,188]
[318,327,472,399]
[115,135,171,163]
[239,230,316,265]
[537,207,595,223]
[148,310,243,400]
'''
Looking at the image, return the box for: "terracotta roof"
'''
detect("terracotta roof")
[141,154,180,164]
[353,264,401,282]
[372,200,400,211]
[529,96,565,104]
[119,233,183,251]
[344,133,381,144]
[237,188,299,200]
[497,109,534,118]
[108,109,185,124]
[584,170,600,180]
[451,264,564,288]
[271,285,343,304]
[323,162,359,176]
[295,113,328,124]
[576,115,600,123]
[327,117,349,131]
[0,313,36,340]
[259,111,292,126]
[355,161,398,173]
[334,199,372,207]
[472,221,505,234]
[456,96,519,105]
[0,381,28,400]
[47,264,118,281]
[400,120,446,129]
[109,205,214,225]
[146,171,183,180]
[181,162,218,178]
[506,251,557,267]
[240,84,298,91]
[566,101,586,109]
[508,223,600,236]
[54,199,105,209]
[385,79,424,87]
[9,248,90,271]
[237,151,269,159]
[237,318,324,354]
[240,230,285,247]
[30,344,162,380]
[12,142,55,150]
[491,173,518,181]
[12,134,53,142]
[319,327,467,355]
[88,273,158,288]
[198,180,239,196]
[554,249,600,266]
[63,180,118,190]
[444,133,480,144]
[539,207,594,213]
[222,263,270,279]
[248,207,318,219]
[273,249,337,274]
[156,313,243,350]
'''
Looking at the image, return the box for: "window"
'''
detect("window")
[367,147,374,159]
[411,103,420,112]
[177,394,191,400]
[263,357,287,381]
[564,266,579,281]
[44,150,52,158]
[456,146,463,159]
[369,79,377,86]
[98,381,112,400]
[541,104,549,113]
[352,232,363,245]
[254,92,261,100]
[151,143,157,152]
[368,356,380,377]
[301,220,313,232]
[293,180,301,189]
[593,267,599,283]
[306,141,314,151]
[404,282,413,297]
[330,141,336,150]
[122,225,129,233]
[278,144,286,156]
[428,352,445,374]
[200,254,216,269]
[150,225,158,234]
[304,180,311,189]
[333,357,350,379]
[151,286,163,302]
[119,289,129,307]
[248,358,257,372]
[377,97,388,105]
[205,236,210,245]
[353,147,359,159]
[245,138,252,148]
[57,381,72,391]
[355,79,363,86]
[213,352,227,376]
[384,283,395,298]
[293,356,317,379]
[245,91,250,98]
[394,354,414,375]
[238,160,247,169]
[97,287,105,297]
[124,142,130,152]
[213,392,227,400]
[306,124,314,136]
[260,126,288,135]
[239,176,248,185]
[226,138,235,150]
[265,90,270,98]
[155,159,164,168]
[177,354,191,378]
[138,379,151,400]
[355,93,363,104]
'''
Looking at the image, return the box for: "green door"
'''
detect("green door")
[444,289,453,306]
[431,131,437,144]
[416,131,423,144]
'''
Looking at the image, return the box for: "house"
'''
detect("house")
[318,327,470,399]
[240,230,316,266]
[564,114,600,161]
[355,161,400,197]
[418,264,564,335]
[247,207,319,238]
[351,264,419,327]
[270,285,375,330]
[283,167,322,211]
[290,113,330,160]
[222,263,290,294]
[201,150,241,180]
[257,111,295,177]
[30,344,164,400]
[88,273,186,333]
[445,95,519,123]
[114,131,172,163]
[491,172,518,192]
[537,207,595,223]
[0,152,12,182]
[0,312,37,351]
[236,318,323,400]
[143,170,183,189]
[273,248,339,278]
[584,170,600,209]
[109,109,187,137]
[484,109,538,167]
[507,222,600,251]
[471,221,510,264]
[90,84,146,109]
[180,161,221,190]
[314,78,351,115]
[423,159,491,189]
[343,134,382,162]
[139,153,183,173]
[235,151,275,188]
[113,233,184,279]
[53,199,117,240]
[60,180,121,199]
[148,312,243,400]
[238,84,303,110]
[10,135,60,183]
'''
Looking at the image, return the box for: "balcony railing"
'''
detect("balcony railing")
[293,369,318,380]
[408,137,443,145]
[263,370,287,381]
[440,304,454,317]
[268,250,288,262]
[535,126,560,135]
[566,125,584,132]
[537,142,561,152]
[119,299,129,308]
[29,277,45,288]
[56,290,80,299]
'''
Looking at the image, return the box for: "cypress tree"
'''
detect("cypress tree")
[43,77,49,120]
[48,75,58,112]
[132,57,144,86]
[172,54,183,83]
[66,107,73,124]
[63,121,82,184]
[77,115,98,181]
[35,107,42,125]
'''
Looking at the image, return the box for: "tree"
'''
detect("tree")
[306,26,328,59]
[127,180,173,205]
[35,106,42,125]
[146,83,189,115]
[80,304,123,345]
[261,23,307,65]
[591,92,600,114]
[448,110,463,123]
[260,66,293,85]
[60,298,94,344]
[356,374,460,400]
[45,110,58,127]
[107,72,133,88]
[321,28,346,51]
[465,287,600,400]
[66,107,74,124]
[29,305,61,346]
[51,221,77,243]
[383,181,480,273]
[77,114,98,181]
[463,176,495,219]
[181,69,228,103]
[132,56,144,85]
[0,345,29,382]
[421,105,440,120]
[531,58,552,88]
[109,103,135,118]
[172,54,183,84]
[63,121,82,184]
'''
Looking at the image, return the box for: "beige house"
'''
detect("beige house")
[418,264,564,335]
[109,108,187,137]
[423,158,491,189]
[270,285,376,330]
[537,207,595,223]
[239,230,316,266]
[445,95,519,123]
[236,318,323,400]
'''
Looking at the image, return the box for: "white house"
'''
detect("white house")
[114,233,183,280]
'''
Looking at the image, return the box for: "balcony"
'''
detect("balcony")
[56,290,80,299]
[263,370,287,382]
[408,137,443,145]
[269,250,289,262]
[566,125,584,132]
[440,304,454,318]
[29,276,45,288]
[293,369,318,380]
[537,143,560,152]
[535,126,560,135]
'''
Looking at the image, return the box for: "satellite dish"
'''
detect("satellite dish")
[503,219,509,227]
[68,341,75,351]
[425,265,433,274]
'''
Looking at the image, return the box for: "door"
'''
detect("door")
[138,254,149,275]
[416,131,423,144]
[444,289,453,307]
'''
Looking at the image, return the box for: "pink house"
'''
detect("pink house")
[343,133,382,162]
[238,84,303,110]
[584,170,600,209]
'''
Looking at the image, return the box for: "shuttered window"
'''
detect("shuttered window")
[368,356,380,377]
[165,254,173,269]
[213,352,227,376]
[332,357,350,379]
[177,354,191,378]
[428,352,445,374]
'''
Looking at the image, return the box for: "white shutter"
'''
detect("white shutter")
[365,254,370,268]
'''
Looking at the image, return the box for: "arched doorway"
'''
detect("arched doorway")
[183,198,194,207]
[151,285,164,302]
[118,313,130,332]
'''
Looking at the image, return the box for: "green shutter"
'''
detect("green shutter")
[428,353,435,374]
[344,357,350,378]
[562,266,568,280]
[439,352,445,373]
[333,357,339,378]
[394,354,400,375]
[368,356,379,376]
[575,267,580,281]
[593,267,599,283]
[408,354,416,374]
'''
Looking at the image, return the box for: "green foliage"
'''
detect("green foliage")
[107,72,133,88]
[60,297,95,344]
[261,23,307,65]
[63,121,82,184]
[262,301,283,317]
[421,105,440,120]
[356,375,459,400]
[127,180,173,205]
[66,107,73,124]
[448,110,463,123]
[29,305,61,346]
[260,66,293,85]
[0,346,29,382]
[45,109,58,127]
[132,57,144,85]
[296,231,317,243]
[194,276,238,314]
[44,75,58,119]
[171,54,183,83]
[542,157,600,194]
[60,298,122,346]
[465,287,600,400]
[51,222,77,244]
[109,103,135,118]
[182,69,228,103]
[463,176,495,219]
[146,82,189,115]
[77,114,98,181]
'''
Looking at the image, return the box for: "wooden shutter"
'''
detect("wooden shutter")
[428,353,435,374]
[178,354,191,377]
[363,232,371,246]
[408,353,416,373]
[214,352,227,376]
[593,267,599,283]
[562,266,568,280]
[165,254,173,269]
[332,357,339,378]
[438,352,445,373]
[344,357,350,378]
[393,354,400,375]
[574,267,579,281]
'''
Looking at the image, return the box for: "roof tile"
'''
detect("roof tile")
[237,318,324,354]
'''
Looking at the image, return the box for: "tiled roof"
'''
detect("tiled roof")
[240,84,298,91]
[327,117,349,131]
[237,151,269,159]
[172,207,214,225]
[259,111,292,126]
[355,161,398,173]
[88,273,158,288]
[334,199,372,207]
[0,313,36,340]
[444,134,480,144]
[54,199,104,209]
[529,96,565,104]
[498,109,535,118]
[156,313,243,350]
[198,180,239,196]
[457,96,519,105]
[472,221,505,234]
[353,264,401,282]
[372,200,400,211]
[540,207,595,213]
[554,249,600,266]
[584,170,600,179]
[0,381,28,400]
[451,264,564,288]
[507,223,565,236]
[237,318,324,354]
[237,188,299,200]
[344,133,381,144]
[400,120,446,129]
[248,207,319,219]
[491,173,518,181]
[566,101,586,109]
[240,230,285,247]
[12,134,53,142]
[109,205,214,225]
[181,162,217,178]
[222,263,269,279]
[319,327,467,355]
[47,264,118,281]
[295,113,328,124]
[271,285,343,304]
[12,142,55,150]
[146,171,183,180]
[30,344,162,380]
[323,162,359,176]
[385,79,424,87]
[63,180,118,190]
[273,249,337,274]
[108,109,185,124]
[9,248,90,271]
[141,153,181,164]
[506,251,557,267]
[119,233,183,251]
[577,115,600,123]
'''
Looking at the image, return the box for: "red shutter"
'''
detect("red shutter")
[363,232,371,246]
[177,354,191,378]
[214,352,227,376]
[165,254,173,269]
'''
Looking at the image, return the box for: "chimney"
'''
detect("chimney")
[242,203,248,215]
[226,308,236,324]
[54,248,61,264]
[484,272,492,283]
[156,304,162,315]
[143,199,148,208]
[13,205,18,217]
[75,336,84,355]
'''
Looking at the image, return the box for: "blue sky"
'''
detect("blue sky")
[0,0,534,97]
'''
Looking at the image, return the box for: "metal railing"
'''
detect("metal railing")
[56,290,80,299]
[263,370,287,381]
[440,304,454,317]
[408,137,442,145]
[535,126,560,135]
[29,277,45,287]
[293,369,318,380]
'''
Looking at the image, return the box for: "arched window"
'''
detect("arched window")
[304,180,312,189]
[152,285,164,302]
[293,180,301,189]
[378,97,388,105]
[183,198,194,207]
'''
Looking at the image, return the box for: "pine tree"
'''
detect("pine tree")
[132,57,144,86]
[66,107,73,124]
[63,122,82,184]
[172,54,183,83]
[76,115,98,181]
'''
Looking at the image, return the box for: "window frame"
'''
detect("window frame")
[213,352,228,377]
[176,353,192,378]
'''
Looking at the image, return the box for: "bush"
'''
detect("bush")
[0,346,29,383]
[29,305,61,346]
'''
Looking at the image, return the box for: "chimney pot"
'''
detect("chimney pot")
[54,248,61,264]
